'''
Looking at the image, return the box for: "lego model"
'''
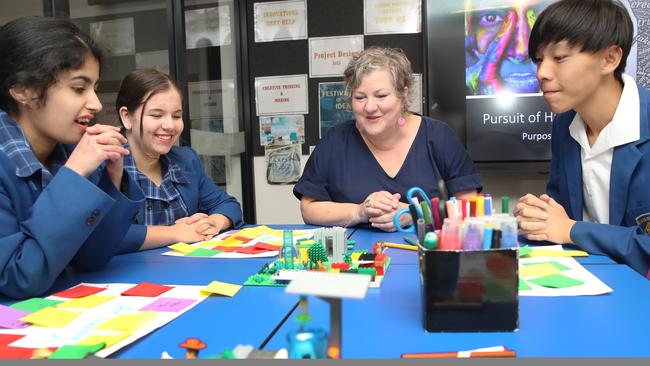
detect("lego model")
[313,226,346,263]
[243,228,391,288]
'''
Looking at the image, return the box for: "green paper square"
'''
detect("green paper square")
[48,343,105,359]
[518,245,532,257]
[10,298,62,313]
[529,274,584,288]
[549,261,570,270]
[186,248,222,257]
[519,277,532,291]
[523,261,570,270]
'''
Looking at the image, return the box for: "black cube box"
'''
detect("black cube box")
[417,246,519,332]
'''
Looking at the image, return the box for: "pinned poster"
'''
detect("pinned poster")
[265,143,302,184]
[259,115,305,146]
[309,35,364,78]
[255,74,308,116]
[364,0,421,35]
[254,0,308,42]
[318,82,354,138]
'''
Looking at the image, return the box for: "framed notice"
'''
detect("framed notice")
[364,0,421,35]
[409,73,423,114]
[185,5,232,49]
[89,18,135,56]
[309,35,364,78]
[255,74,309,116]
[254,0,308,42]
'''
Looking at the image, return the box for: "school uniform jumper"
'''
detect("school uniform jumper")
[118,146,243,253]
[0,110,145,299]
[548,85,650,276]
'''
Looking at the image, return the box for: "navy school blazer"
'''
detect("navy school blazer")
[548,85,650,276]
[0,153,145,299]
[117,146,244,253]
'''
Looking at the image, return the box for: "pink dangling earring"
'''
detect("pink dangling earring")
[397,116,406,126]
[355,121,360,129]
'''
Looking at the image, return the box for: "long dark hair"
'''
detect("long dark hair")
[116,68,182,137]
[0,16,103,114]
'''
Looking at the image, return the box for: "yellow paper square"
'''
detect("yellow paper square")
[266,229,284,237]
[20,306,80,327]
[196,241,220,248]
[519,263,561,278]
[219,237,245,246]
[57,295,114,309]
[238,225,273,237]
[527,249,588,258]
[96,311,158,332]
[200,280,242,297]
[169,242,196,254]
[78,331,131,348]
[351,252,362,261]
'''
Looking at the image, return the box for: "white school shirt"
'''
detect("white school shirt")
[569,74,640,224]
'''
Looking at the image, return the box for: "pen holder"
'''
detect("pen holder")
[417,245,519,332]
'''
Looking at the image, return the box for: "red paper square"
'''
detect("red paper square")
[233,236,253,243]
[0,334,24,346]
[211,246,239,252]
[121,282,174,297]
[0,346,36,359]
[253,242,281,251]
[51,285,106,299]
[235,246,267,255]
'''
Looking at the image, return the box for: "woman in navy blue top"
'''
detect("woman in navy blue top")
[294,47,482,231]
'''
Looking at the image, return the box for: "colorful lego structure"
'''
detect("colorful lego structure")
[313,226,346,263]
[244,228,391,288]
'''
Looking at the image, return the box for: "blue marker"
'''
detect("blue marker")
[484,195,492,216]
[482,227,493,250]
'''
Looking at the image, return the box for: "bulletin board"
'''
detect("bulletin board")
[246,0,425,157]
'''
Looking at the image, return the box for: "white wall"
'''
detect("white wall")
[253,155,307,224]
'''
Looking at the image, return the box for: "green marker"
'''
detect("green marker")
[501,196,510,214]
[423,231,438,249]
[420,201,433,225]
[403,236,418,246]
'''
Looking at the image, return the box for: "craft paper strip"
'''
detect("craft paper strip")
[200,281,242,297]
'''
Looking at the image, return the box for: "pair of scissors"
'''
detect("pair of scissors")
[394,187,432,234]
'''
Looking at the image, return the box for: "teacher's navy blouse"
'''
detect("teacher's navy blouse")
[293,116,482,205]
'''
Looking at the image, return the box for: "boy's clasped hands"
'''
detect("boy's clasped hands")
[515,193,576,244]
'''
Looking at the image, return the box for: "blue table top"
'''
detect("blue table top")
[0,224,641,359]
[265,264,650,357]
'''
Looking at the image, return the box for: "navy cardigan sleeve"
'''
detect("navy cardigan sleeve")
[0,164,143,299]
